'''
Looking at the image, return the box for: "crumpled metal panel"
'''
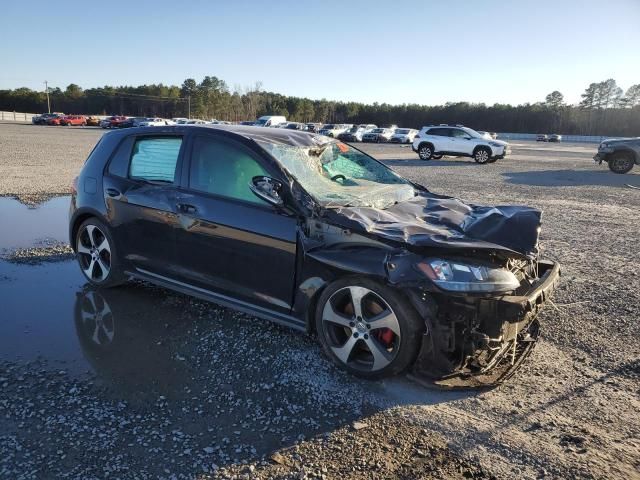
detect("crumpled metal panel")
[322,192,542,258]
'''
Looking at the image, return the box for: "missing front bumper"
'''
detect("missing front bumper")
[408,260,559,389]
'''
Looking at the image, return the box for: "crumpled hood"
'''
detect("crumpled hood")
[323,192,542,258]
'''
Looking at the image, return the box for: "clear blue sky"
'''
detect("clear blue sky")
[2,0,639,106]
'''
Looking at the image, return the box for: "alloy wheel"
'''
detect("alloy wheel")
[475,149,490,163]
[321,286,401,372]
[77,224,111,282]
[419,146,432,160]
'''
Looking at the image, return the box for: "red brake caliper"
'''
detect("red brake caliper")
[374,328,395,347]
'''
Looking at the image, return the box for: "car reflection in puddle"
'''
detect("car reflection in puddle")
[0,259,194,397]
[73,282,194,401]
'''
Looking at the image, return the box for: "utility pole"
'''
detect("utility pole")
[44,80,50,113]
[187,95,191,119]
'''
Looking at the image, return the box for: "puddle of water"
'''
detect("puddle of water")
[0,196,71,250]
[0,259,194,387]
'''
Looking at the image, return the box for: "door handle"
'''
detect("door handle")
[177,203,197,214]
[106,188,121,198]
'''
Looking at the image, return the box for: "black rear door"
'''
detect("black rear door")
[103,133,186,277]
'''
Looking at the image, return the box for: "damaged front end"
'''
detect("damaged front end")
[406,259,560,388]
[316,192,561,387]
[256,136,561,386]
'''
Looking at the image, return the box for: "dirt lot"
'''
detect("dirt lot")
[1,123,639,480]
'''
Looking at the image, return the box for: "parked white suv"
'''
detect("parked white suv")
[412,125,510,163]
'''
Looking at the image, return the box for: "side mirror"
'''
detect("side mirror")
[249,176,284,207]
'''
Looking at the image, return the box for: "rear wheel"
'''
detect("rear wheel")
[315,277,423,379]
[474,147,491,164]
[608,152,634,174]
[418,144,433,160]
[75,218,125,288]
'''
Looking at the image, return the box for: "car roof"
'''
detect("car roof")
[106,124,330,148]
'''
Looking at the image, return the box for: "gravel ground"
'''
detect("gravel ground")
[0,123,639,479]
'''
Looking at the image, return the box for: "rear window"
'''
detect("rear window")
[129,137,182,183]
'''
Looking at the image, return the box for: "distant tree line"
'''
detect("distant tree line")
[1,77,639,136]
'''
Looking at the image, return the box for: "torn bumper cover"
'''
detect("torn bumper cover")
[409,260,560,388]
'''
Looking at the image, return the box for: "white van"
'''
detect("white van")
[256,115,287,127]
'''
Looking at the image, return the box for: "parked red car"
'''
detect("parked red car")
[46,114,65,125]
[100,116,128,128]
[60,115,87,126]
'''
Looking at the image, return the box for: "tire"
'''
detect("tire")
[608,152,634,174]
[474,147,491,164]
[315,276,423,379]
[75,217,126,288]
[418,144,434,161]
[432,154,443,160]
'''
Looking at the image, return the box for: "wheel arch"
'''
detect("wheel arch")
[295,246,392,332]
[609,148,640,164]
[472,144,493,157]
[69,207,109,252]
[418,141,435,151]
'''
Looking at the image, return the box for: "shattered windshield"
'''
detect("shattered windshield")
[257,140,415,209]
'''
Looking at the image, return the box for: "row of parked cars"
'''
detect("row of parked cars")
[99,117,234,128]
[247,118,423,144]
[31,113,234,129]
[251,117,499,146]
[536,134,563,142]
[32,113,102,126]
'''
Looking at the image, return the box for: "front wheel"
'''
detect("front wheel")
[608,152,634,174]
[75,218,125,288]
[474,147,491,164]
[315,277,423,379]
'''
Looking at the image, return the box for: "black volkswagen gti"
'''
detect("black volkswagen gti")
[69,125,560,385]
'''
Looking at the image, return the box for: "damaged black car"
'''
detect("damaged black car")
[69,125,560,385]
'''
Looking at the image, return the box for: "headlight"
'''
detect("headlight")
[489,141,503,148]
[416,258,520,293]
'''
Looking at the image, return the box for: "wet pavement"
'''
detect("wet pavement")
[0,196,70,251]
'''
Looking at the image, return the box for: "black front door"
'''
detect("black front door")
[174,133,298,314]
